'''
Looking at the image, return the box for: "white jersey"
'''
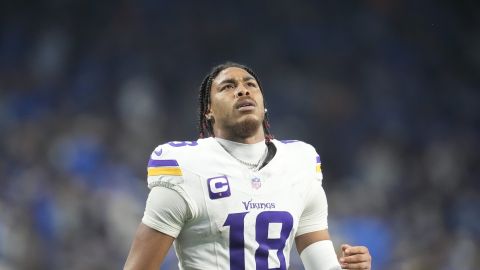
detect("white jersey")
[143,137,328,270]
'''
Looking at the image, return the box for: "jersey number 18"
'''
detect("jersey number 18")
[224,211,293,270]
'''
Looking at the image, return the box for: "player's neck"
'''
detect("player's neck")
[215,137,268,170]
[212,119,266,144]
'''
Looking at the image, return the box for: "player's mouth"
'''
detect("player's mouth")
[235,99,256,111]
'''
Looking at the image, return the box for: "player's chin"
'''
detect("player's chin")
[238,112,261,121]
[237,110,263,121]
[233,117,262,137]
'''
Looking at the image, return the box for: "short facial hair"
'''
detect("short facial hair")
[231,117,262,139]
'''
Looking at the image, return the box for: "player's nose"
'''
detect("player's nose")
[236,86,250,97]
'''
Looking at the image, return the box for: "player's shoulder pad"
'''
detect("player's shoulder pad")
[277,139,323,180]
[277,139,319,157]
[147,140,200,178]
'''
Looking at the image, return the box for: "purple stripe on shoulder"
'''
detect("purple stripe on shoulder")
[280,140,299,144]
[316,155,321,163]
[148,159,179,167]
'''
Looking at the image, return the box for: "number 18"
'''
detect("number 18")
[224,211,294,270]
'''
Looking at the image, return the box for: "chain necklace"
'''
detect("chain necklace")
[219,143,268,171]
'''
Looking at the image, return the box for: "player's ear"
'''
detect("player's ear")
[205,108,213,120]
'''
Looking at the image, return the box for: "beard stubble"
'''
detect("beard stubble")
[230,116,262,139]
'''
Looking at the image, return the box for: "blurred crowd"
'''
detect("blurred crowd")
[0,1,479,269]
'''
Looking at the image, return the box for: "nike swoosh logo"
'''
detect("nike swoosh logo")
[154,149,163,156]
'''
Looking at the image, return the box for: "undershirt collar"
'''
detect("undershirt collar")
[215,137,267,165]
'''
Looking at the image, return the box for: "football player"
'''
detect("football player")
[124,62,371,270]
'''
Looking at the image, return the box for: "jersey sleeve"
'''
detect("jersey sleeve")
[142,186,190,238]
[293,141,324,182]
[147,144,184,189]
[296,179,328,236]
[296,145,328,236]
[313,150,323,182]
[142,143,196,236]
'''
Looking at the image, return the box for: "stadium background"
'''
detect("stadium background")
[0,1,478,269]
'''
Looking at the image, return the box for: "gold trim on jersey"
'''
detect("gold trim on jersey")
[148,167,183,176]
[316,164,322,173]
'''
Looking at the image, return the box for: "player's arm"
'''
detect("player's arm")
[296,148,371,269]
[124,185,190,270]
[124,223,174,270]
[295,229,331,253]
[296,229,341,270]
[295,163,343,270]
[294,196,371,270]
[296,230,371,270]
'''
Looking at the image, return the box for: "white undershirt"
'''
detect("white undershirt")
[215,138,267,165]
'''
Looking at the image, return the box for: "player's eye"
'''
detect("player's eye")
[221,84,234,91]
[247,82,257,88]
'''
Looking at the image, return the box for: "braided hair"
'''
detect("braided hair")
[198,62,273,141]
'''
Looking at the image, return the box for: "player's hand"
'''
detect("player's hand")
[339,244,371,269]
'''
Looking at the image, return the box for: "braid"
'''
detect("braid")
[198,76,211,138]
[197,62,273,141]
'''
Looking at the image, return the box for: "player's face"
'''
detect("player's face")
[208,67,265,139]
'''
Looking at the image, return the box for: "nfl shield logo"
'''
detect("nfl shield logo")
[251,177,261,190]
